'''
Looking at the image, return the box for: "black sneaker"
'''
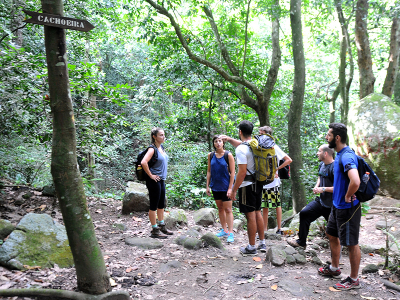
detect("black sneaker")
[240,245,257,256]
[257,243,267,253]
[276,229,284,235]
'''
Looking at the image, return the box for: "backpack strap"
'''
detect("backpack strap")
[223,150,230,169]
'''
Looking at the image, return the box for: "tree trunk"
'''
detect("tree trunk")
[382,18,400,98]
[42,0,110,294]
[207,86,214,151]
[288,0,306,213]
[355,0,375,99]
[87,94,97,190]
[393,56,400,105]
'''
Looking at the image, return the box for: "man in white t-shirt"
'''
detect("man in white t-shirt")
[221,120,264,256]
[257,126,292,252]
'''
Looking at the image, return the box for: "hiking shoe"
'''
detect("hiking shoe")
[159,224,173,235]
[333,276,360,290]
[216,229,229,238]
[276,229,284,235]
[150,227,168,239]
[227,233,234,243]
[257,243,267,253]
[287,239,306,249]
[240,245,257,256]
[318,265,341,278]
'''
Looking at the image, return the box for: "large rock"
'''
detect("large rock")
[193,208,216,226]
[0,219,15,240]
[165,209,187,230]
[125,238,164,250]
[348,93,400,199]
[201,232,224,249]
[265,246,286,266]
[122,182,150,214]
[0,213,73,270]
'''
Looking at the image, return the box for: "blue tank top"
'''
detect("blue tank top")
[149,147,168,180]
[210,152,230,192]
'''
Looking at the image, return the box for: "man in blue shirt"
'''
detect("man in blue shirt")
[318,123,361,290]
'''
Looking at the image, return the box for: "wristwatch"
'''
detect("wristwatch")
[322,187,326,192]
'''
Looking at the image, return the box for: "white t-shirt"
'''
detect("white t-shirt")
[263,144,287,189]
[235,143,255,188]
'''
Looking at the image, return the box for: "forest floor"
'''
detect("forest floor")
[0,187,400,300]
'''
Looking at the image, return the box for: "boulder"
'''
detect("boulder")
[122,182,150,214]
[125,238,163,250]
[289,213,300,231]
[201,232,224,249]
[233,219,244,231]
[309,216,326,236]
[0,219,15,240]
[348,93,400,199]
[265,246,286,266]
[0,213,73,270]
[165,209,187,230]
[42,185,56,197]
[183,238,202,250]
[193,208,216,226]
[293,253,306,264]
[362,264,379,274]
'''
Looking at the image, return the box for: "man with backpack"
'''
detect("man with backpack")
[258,126,292,243]
[318,123,361,290]
[220,120,264,256]
[287,144,334,249]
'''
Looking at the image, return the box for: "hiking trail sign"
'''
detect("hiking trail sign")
[23,10,94,32]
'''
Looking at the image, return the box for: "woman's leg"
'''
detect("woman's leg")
[223,200,233,233]
[149,210,157,226]
[216,200,227,231]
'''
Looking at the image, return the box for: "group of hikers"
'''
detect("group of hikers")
[139,121,362,291]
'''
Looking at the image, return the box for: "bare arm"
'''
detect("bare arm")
[313,176,334,194]
[227,153,236,198]
[278,155,292,170]
[230,164,247,200]
[220,135,242,148]
[345,168,360,203]
[206,153,212,196]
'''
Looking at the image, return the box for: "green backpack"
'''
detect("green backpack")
[243,134,278,184]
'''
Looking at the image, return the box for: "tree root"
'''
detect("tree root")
[0,288,130,300]
[380,278,400,292]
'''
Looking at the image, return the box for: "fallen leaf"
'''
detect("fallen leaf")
[233,257,238,261]
[34,279,43,283]
[26,208,35,212]
[23,265,41,270]
[360,296,376,300]
[271,284,278,291]
[368,253,374,256]
[391,227,396,231]
[266,275,275,281]
[104,255,110,260]
[253,257,262,262]
[329,286,341,292]
[39,204,46,211]
[110,278,117,287]
[95,210,102,214]
[126,267,132,273]
[255,264,263,269]
[132,216,142,222]
[237,280,247,285]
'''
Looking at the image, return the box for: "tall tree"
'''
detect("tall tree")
[42,0,110,294]
[143,0,281,126]
[335,0,354,125]
[382,17,400,98]
[355,0,375,99]
[288,0,306,213]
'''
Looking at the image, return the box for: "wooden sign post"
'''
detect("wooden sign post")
[21,3,113,295]
[23,10,94,32]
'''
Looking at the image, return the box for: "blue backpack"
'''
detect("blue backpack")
[339,149,380,202]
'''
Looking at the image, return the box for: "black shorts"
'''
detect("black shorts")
[212,190,230,202]
[326,203,362,246]
[238,184,262,213]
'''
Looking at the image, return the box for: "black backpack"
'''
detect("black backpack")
[339,149,380,202]
[278,159,290,179]
[135,145,160,181]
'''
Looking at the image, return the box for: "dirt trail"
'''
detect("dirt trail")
[0,189,399,300]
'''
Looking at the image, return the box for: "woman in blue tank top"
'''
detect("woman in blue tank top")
[141,127,173,239]
[206,135,235,243]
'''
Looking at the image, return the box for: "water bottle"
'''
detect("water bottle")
[362,172,370,184]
